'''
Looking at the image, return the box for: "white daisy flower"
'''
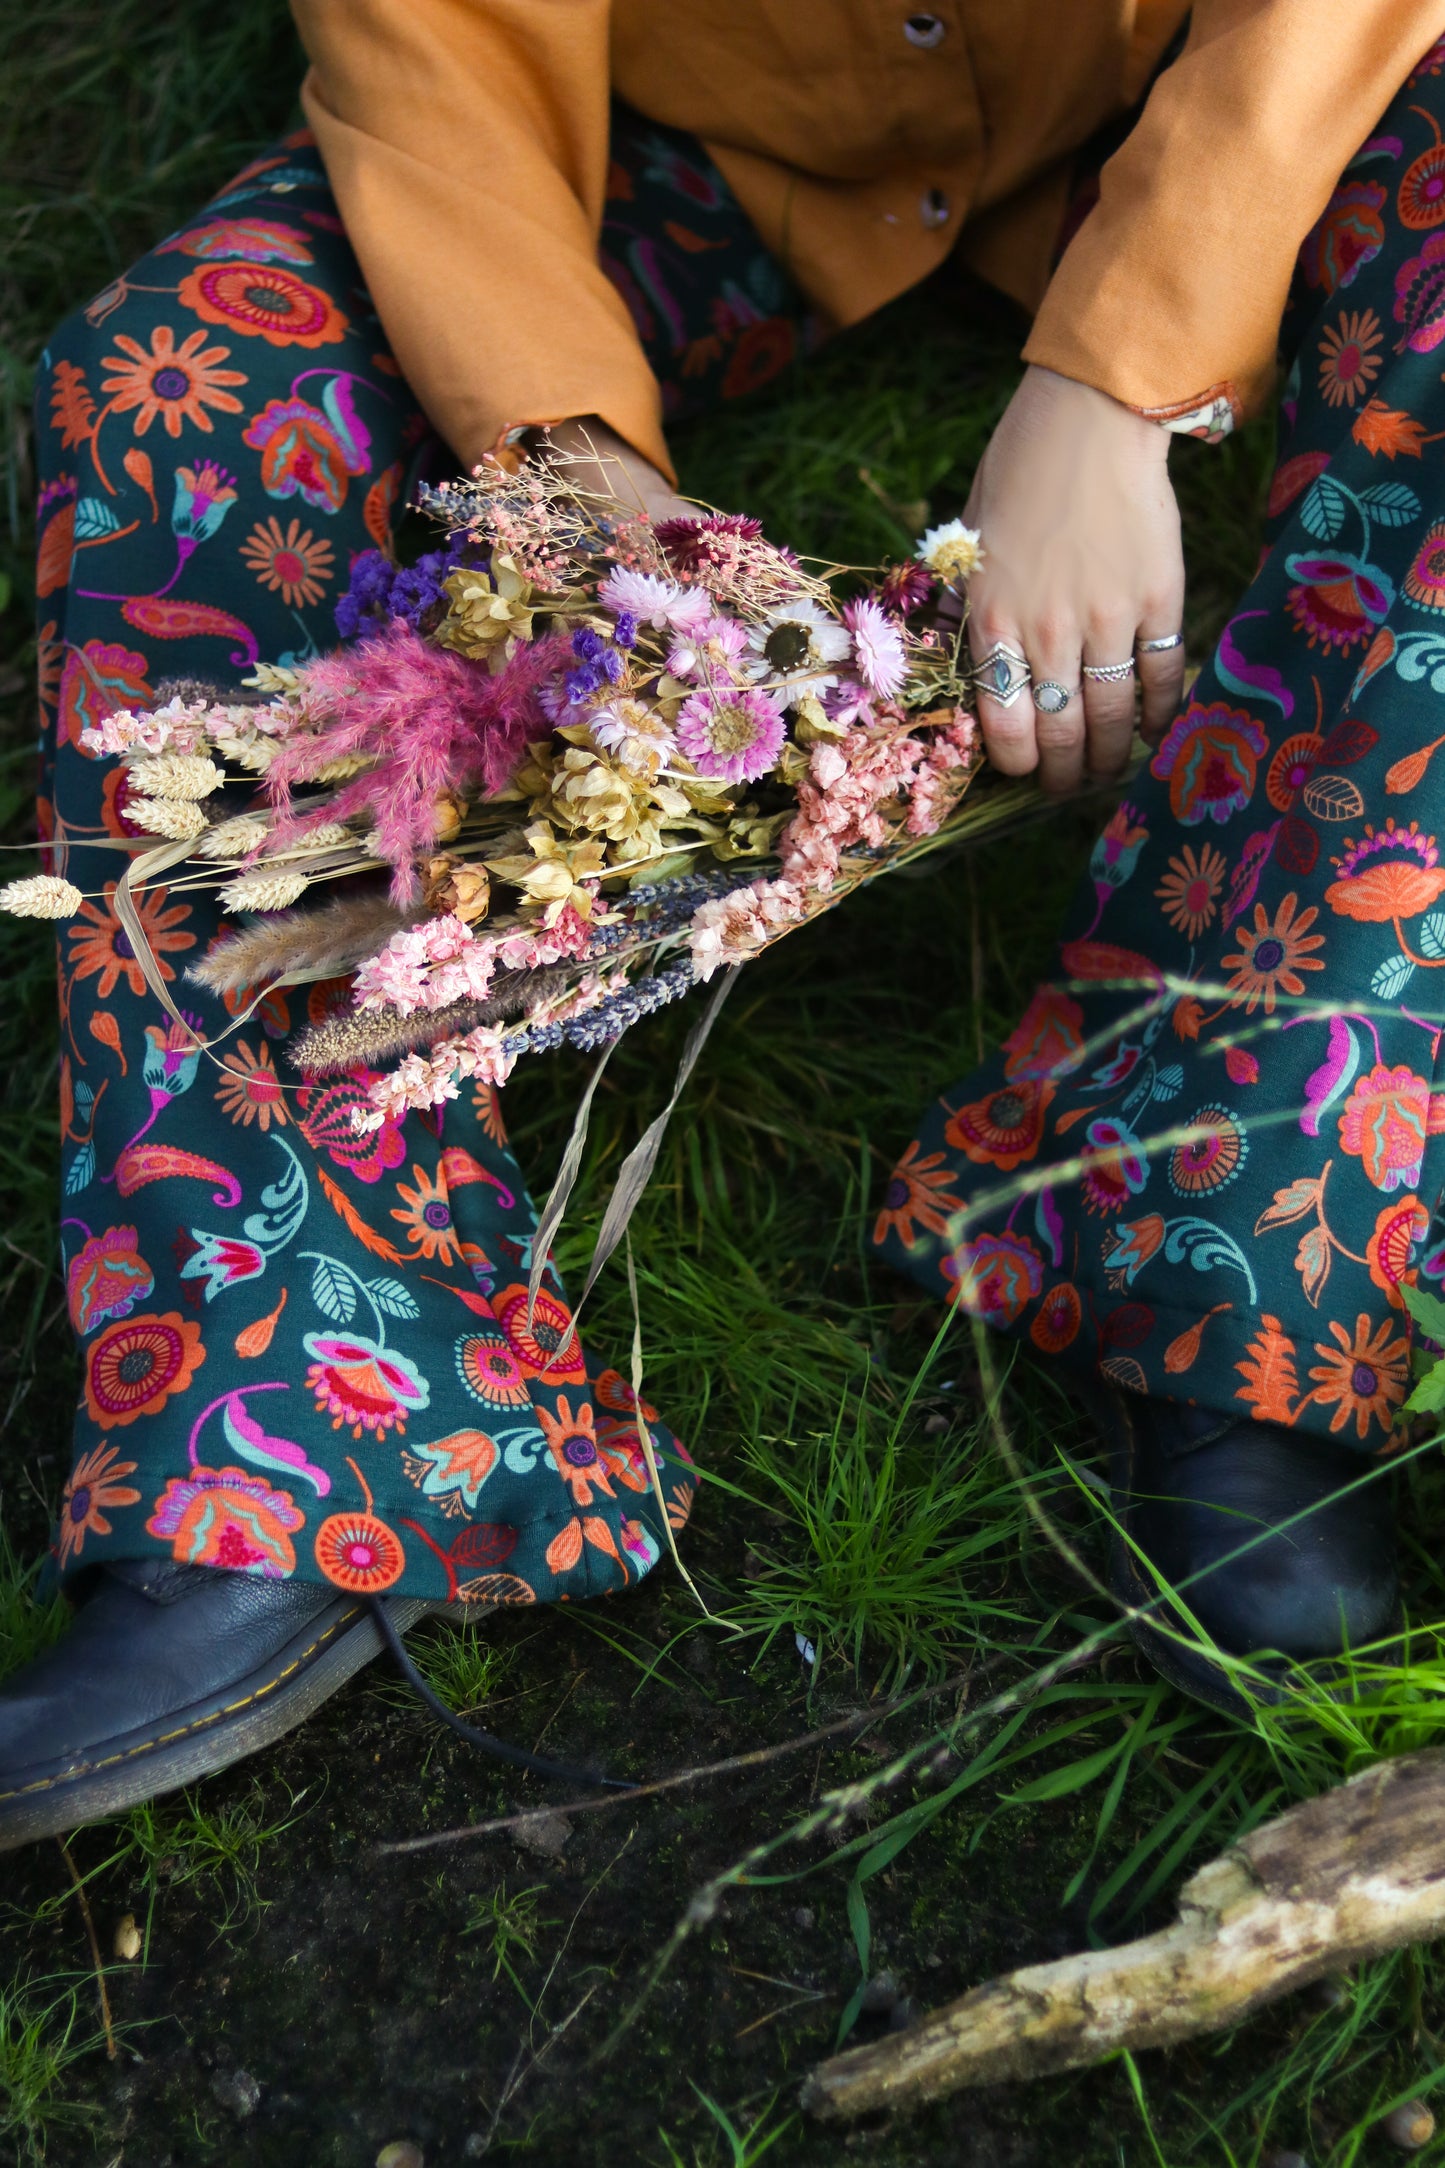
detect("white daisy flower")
[742,598,852,696]
[914,519,985,584]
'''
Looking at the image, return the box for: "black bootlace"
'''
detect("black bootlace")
[366,1599,636,1790]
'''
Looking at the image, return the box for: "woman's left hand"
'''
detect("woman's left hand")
[961,365,1187,797]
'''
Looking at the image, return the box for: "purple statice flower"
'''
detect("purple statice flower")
[334,548,398,641]
[564,623,627,703]
[335,531,477,642]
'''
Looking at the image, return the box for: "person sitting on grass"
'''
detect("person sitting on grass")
[1,0,1435,1847]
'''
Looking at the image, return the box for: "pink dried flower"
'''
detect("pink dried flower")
[355,1024,518,1130]
[269,623,567,901]
[845,597,907,696]
[665,616,749,681]
[353,914,496,1015]
[674,685,786,784]
[688,876,808,981]
[878,562,935,617]
[599,567,713,631]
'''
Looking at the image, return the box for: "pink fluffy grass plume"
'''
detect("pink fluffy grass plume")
[674,684,786,785]
[267,624,566,901]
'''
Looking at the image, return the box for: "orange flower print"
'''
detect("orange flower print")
[1317,308,1383,407]
[1264,732,1323,814]
[177,261,349,347]
[873,1140,964,1248]
[943,1076,1057,1173]
[84,1311,206,1429]
[1306,1313,1409,1439]
[99,324,246,437]
[1030,1282,1082,1353]
[1366,1194,1430,1310]
[1325,821,1445,920]
[390,1163,463,1265]
[491,1283,587,1383]
[240,516,334,606]
[215,1038,288,1129]
[538,1397,614,1508]
[1338,1063,1445,1192]
[56,1443,141,1569]
[1221,893,1325,1014]
[67,881,195,998]
[1155,843,1226,939]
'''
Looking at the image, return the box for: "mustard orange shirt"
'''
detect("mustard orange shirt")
[291,0,1445,480]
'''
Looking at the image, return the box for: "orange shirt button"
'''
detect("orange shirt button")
[904,13,947,47]
[920,187,950,228]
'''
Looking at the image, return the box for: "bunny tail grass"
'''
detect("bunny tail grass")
[188,891,414,998]
[286,966,570,1077]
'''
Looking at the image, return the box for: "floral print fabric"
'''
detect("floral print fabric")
[878,48,1445,1455]
[32,113,800,1598]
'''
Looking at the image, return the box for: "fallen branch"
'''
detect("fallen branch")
[802,1746,1445,2120]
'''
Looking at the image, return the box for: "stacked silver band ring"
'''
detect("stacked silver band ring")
[1032,681,1076,714]
[1137,632,1185,654]
[1081,659,1136,684]
[971,643,1031,707]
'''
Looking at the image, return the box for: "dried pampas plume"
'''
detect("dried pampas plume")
[190,891,415,998]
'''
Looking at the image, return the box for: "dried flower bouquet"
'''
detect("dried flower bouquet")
[9,447,1028,1132]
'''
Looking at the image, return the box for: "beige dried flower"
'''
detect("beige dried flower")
[211,731,276,772]
[436,555,538,662]
[276,821,354,855]
[219,869,310,912]
[422,855,491,924]
[129,752,224,800]
[0,874,84,919]
[196,816,270,859]
[127,796,209,840]
[243,662,302,695]
[310,753,375,784]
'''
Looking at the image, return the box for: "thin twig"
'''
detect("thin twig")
[376,1681,967,1856]
[56,1836,116,2061]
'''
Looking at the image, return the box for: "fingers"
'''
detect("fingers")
[1027,623,1087,798]
[1136,620,1188,744]
[1080,616,1139,784]
[968,611,1039,779]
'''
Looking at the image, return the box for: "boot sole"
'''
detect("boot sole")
[0,1592,453,1852]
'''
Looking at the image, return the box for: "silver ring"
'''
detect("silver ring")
[1032,681,1077,714]
[1137,633,1184,655]
[972,643,1031,707]
[1081,659,1136,684]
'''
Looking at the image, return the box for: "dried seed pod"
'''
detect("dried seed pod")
[0,875,84,919]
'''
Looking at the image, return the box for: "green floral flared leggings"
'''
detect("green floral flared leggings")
[877,38,1445,1455]
[34,51,1445,1609]
[33,108,820,1601]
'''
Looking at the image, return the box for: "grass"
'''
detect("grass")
[0,1979,103,2164]
[4,4,1445,2164]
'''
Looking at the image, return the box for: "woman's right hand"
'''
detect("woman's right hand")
[547,416,692,524]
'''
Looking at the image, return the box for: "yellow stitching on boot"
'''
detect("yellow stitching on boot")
[0,1601,366,1808]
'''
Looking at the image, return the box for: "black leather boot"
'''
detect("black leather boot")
[0,1559,449,1851]
[1104,1396,1399,1712]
